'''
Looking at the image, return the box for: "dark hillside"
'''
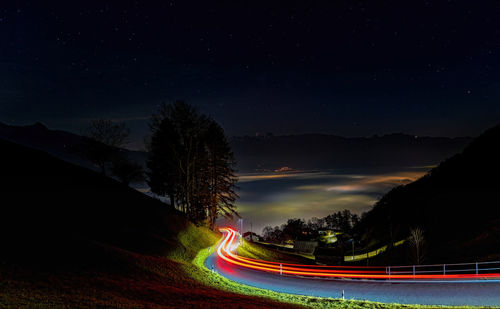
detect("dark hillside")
[0,122,146,172]
[0,138,182,264]
[355,124,500,264]
[0,139,299,308]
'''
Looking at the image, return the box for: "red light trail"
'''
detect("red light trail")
[217,228,500,280]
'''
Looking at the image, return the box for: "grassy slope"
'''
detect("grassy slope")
[0,139,302,308]
[0,224,305,308]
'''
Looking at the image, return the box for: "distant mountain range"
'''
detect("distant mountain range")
[0,122,147,172]
[230,133,472,172]
[0,122,473,173]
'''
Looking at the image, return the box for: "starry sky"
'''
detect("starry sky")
[1,1,500,149]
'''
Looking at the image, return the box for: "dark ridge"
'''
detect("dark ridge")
[355,124,500,264]
[0,122,147,172]
[0,122,471,174]
[230,133,472,172]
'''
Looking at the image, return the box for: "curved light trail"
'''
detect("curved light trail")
[217,228,500,281]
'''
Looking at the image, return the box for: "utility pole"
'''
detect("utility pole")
[237,218,243,236]
[250,221,253,242]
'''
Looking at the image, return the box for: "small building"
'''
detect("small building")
[242,232,260,242]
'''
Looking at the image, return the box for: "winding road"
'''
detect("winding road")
[205,228,500,306]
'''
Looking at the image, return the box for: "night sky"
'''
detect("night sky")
[2,1,500,149]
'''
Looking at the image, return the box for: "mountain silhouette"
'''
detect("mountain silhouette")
[1,122,472,173]
[0,122,146,172]
[356,124,500,263]
[231,133,472,172]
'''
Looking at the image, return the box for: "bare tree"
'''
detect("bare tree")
[87,119,130,147]
[409,227,426,265]
[83,119,130,175]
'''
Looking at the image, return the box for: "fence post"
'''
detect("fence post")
[280,263,282,275]
[413,265,415,276]
[476,262,478,275]
[443,264,446,275]
[388,266,391,277]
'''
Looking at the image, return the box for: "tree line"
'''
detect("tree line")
[80,101,238,229]
[262,209,360,243]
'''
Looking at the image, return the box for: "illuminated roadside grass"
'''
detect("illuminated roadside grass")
[166,224,221,262]
[190,237,495,309]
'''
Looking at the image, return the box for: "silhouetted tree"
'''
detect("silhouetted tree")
[147,101,238,226]
[351,214,360,228]
[340,209,353,232]
[282,218,305,240]
[262,225,284,242]
[110,157,144,186]
[83,119,130,175]
[262,226,274,241]
[204,119,239,229]
[409,227,426,265]
[323,210,358,233]
[146,112,179,210]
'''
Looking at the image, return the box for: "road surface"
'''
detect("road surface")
[205,230,500,306]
